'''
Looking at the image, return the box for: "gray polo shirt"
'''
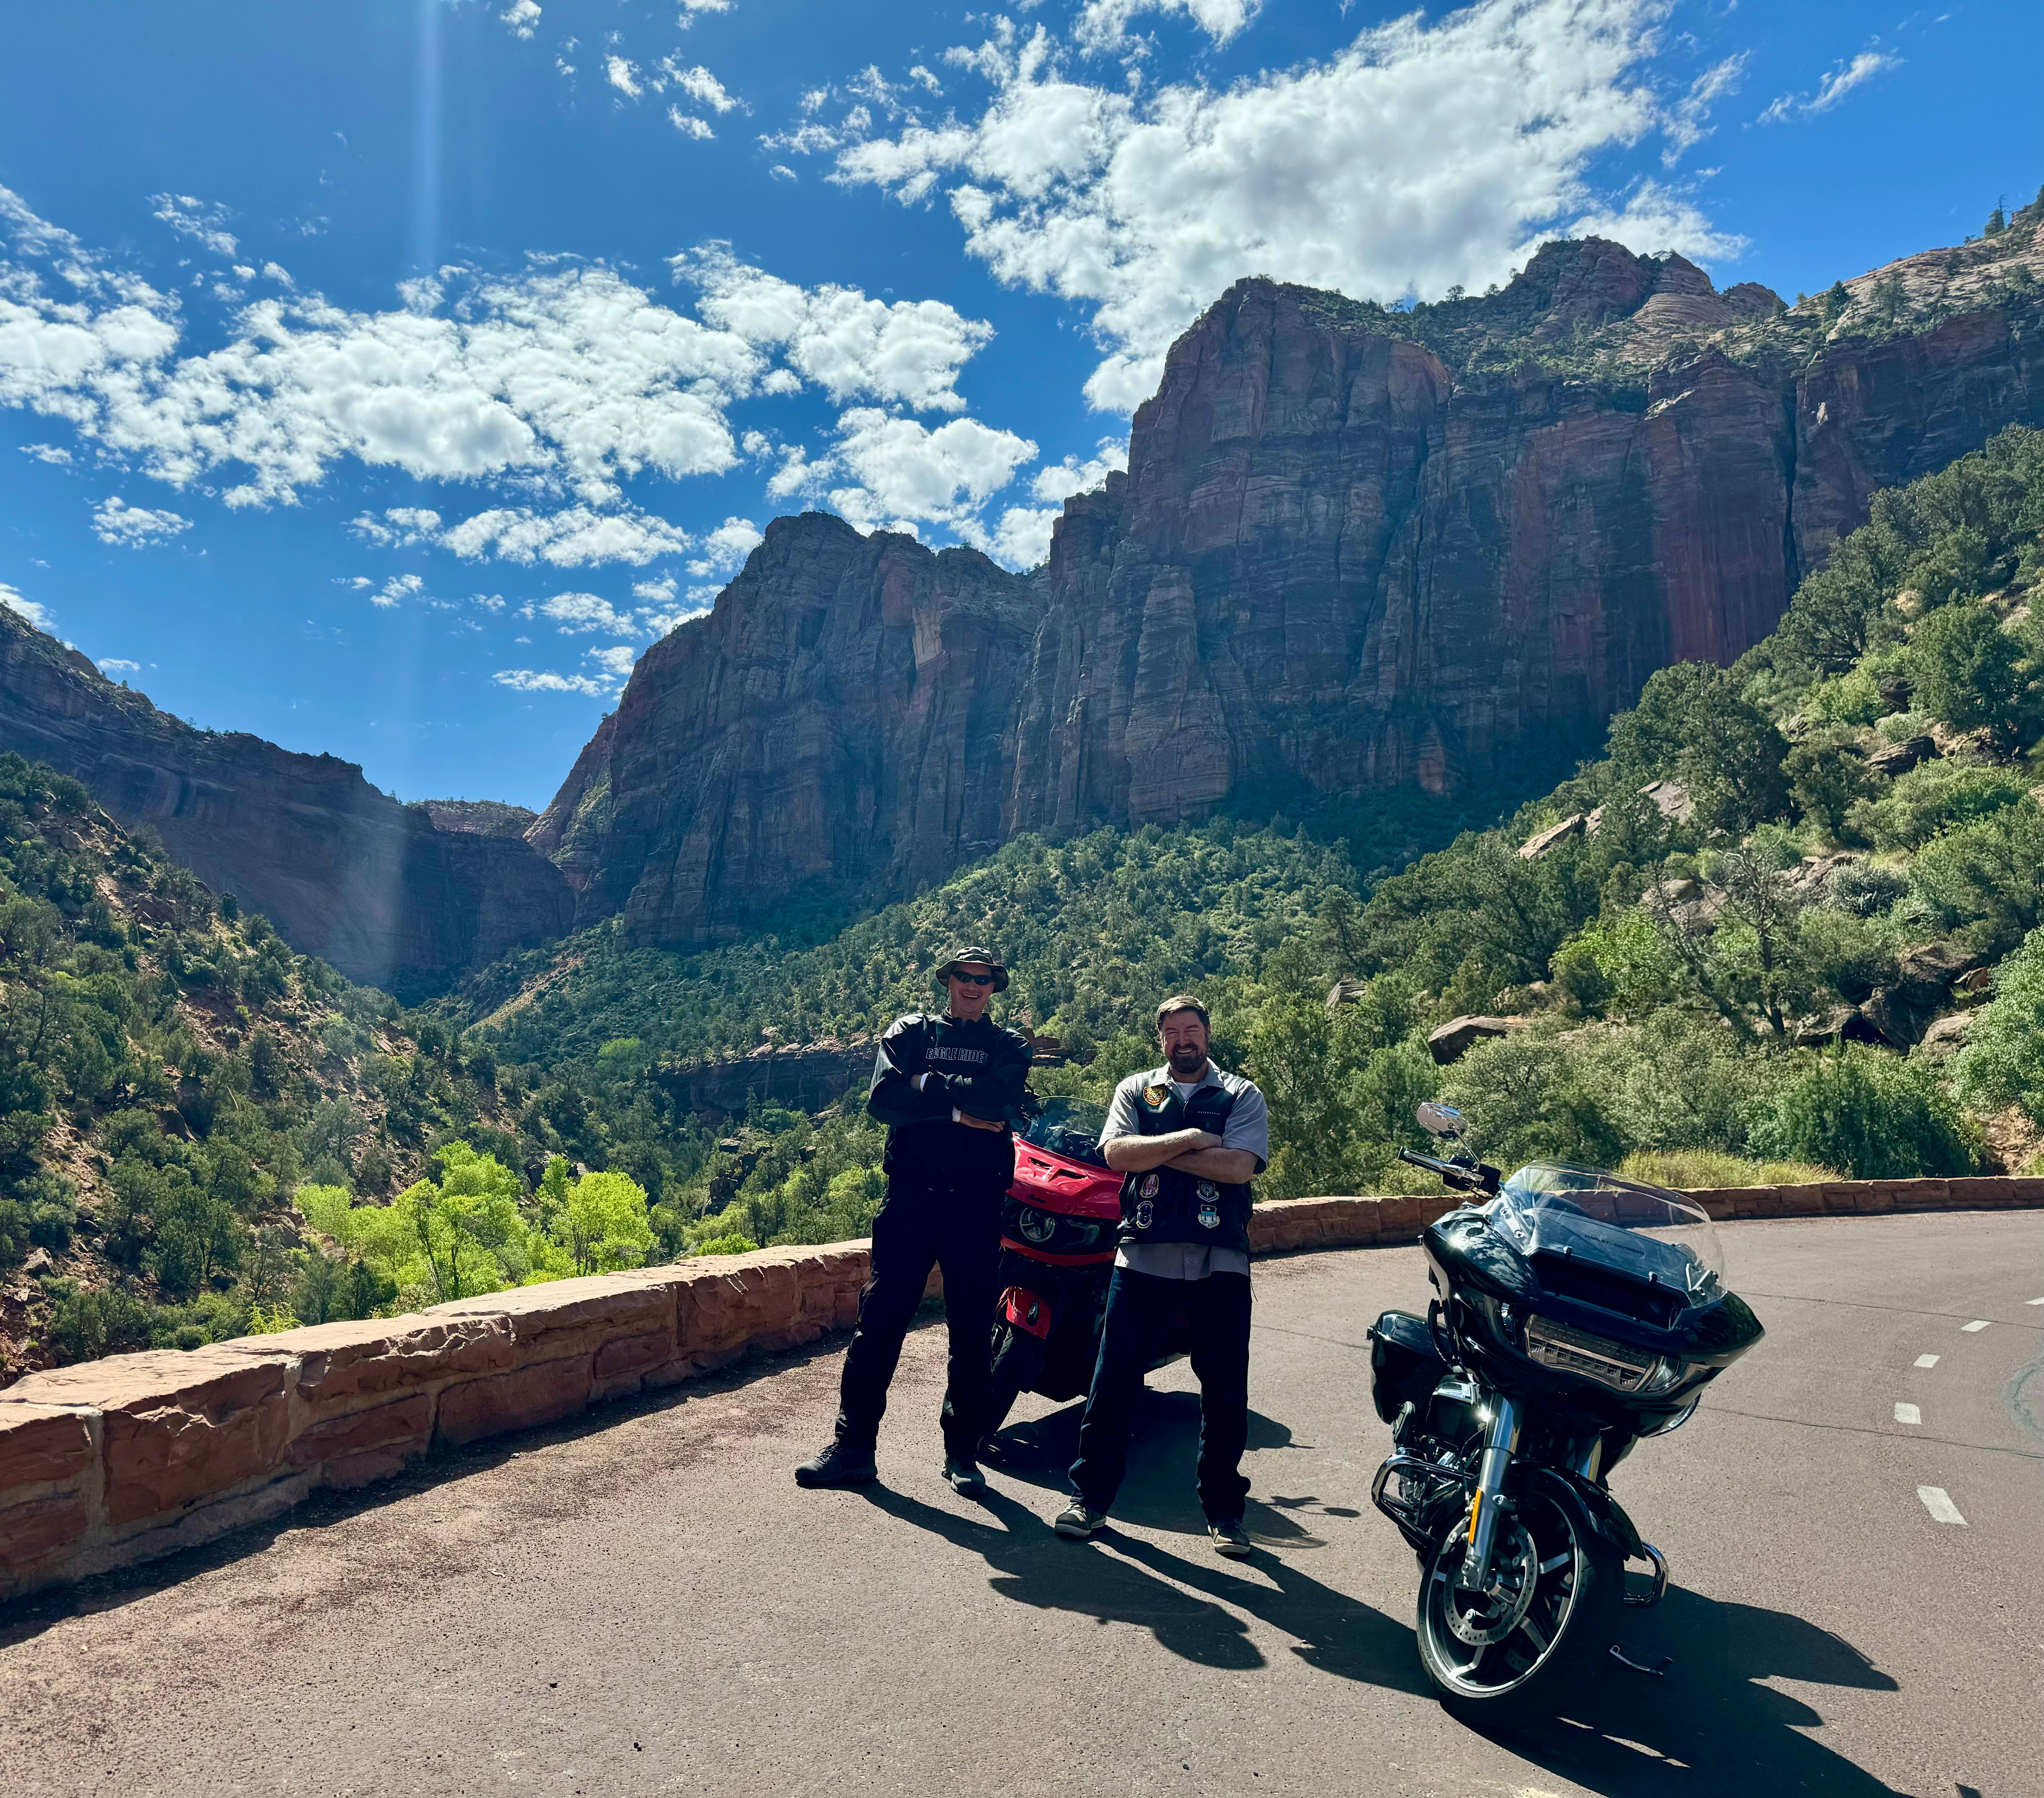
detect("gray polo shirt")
[1099,1062,1269,1281]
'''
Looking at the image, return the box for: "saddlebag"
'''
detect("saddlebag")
[1367,1309,1448,1425]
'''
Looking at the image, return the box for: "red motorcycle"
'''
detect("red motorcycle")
[985,1098,1189,1445]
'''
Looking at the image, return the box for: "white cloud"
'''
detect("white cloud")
[348,505,444,547]
[97,656,140,676]
[633,572,678,602]
[669,109,716,139]
[1030,438,1126,504]
[1663,53,1745,164]
[19,442,70,464]
[91,495,191,546]
[836,0,1743,410]
[495,640,641,696]
[1759,49,1898,123]
[677,245,993,412]
[678,0,732,19]
[0,190,1020,532]
[371,572,425,608]
[150,193,238,257]
[501,0,541,39]
[495,666,608,696]
[782,407,1037,537]
[686,515,762,576]
[441,504,691,567]
[538,591,635,633]
[1075,0,1260,52]
[664,62,741,111]
[606,56,644,99]
[769,164,797,181]
[0,581,53,631]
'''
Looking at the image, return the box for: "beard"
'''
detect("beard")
[1167,1043,1205,1076]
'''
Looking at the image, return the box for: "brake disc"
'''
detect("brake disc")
[1443,1521,1540,1647]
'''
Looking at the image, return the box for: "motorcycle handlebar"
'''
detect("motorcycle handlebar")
[1396,1147,1501,1194]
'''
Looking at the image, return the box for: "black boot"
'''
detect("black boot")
[795,1435,878,1488]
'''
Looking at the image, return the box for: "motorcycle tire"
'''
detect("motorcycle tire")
[1413,1483,1622,1727]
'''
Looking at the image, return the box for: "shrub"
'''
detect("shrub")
[1954,925,2044,1126]
[1438,1034,1627,1172]
[1619,1149,1836,1189]
[44,1278,155,1362]
[1850,761,2029,849]
[1749,1048,1980,1178]
[1825,861,1908,917]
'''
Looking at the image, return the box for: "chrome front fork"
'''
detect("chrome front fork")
[1456,1394,1522,1592]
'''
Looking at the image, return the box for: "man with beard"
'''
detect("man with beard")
[795,948,1034,1496]
[1054,995,1269,1555]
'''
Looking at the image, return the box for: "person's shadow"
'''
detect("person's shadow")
[871,1388,1427,1692]
[916,1391,1913,1793]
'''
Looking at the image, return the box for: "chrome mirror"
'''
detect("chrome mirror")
[1416,1101,1465,1140]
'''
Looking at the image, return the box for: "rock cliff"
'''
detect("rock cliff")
[546,217,2044,943]
[0,610,572,997]
[538,513,1039,945]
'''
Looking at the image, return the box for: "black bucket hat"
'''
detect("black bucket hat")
[934,945,1009,993]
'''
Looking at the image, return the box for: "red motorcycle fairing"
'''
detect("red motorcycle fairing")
[1009,1146,1123,1220]
[1001,1285,1053,1338]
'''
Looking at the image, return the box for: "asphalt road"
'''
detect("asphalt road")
[2,1212,2039,1798]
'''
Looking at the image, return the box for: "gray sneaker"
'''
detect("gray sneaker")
[1208,1519,1252,1558]
[1053,1500,1106,1539]
[943,1455,986,1497]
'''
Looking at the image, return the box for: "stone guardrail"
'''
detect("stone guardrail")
[3,1176,2040,1602]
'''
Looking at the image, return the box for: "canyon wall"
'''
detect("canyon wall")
[552,228,2044,944]
[0,612,572,997]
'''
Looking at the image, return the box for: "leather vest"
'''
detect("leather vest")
[1116,1076,1253,1256]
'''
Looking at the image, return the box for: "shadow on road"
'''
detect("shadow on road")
[868,1386,1426,1693]
[979,1388,1910,1794]
[1472,1587,1908,1796]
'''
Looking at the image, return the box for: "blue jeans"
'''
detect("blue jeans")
[1068,1264,1252,1524]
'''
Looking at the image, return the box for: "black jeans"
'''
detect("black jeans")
[1068,1264,1252,1524]
[836,1177,1002,1460]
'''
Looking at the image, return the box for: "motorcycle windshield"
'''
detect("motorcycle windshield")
[1493,1163,1724,1301]
[1019,1098,1111,1168]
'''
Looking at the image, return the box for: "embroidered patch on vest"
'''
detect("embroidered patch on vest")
[1196,1180,1221,1230]
[1134,1199,1155,1229]
[1142,1083,1169,1107]
[1139,1172,1161,1199]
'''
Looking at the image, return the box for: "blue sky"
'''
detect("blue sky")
[1,0,2038,811]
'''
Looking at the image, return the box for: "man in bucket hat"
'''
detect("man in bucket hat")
[796,947,1035,1495]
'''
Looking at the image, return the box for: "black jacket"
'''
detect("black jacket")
[1113,1077,1254,1256]
[866,1011,1034,1186]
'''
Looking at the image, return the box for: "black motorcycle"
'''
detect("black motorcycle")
[1369,1103,1763,1721]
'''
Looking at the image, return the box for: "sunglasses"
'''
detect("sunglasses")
[949,971,998,986]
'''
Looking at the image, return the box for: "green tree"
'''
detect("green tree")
[551,1168,653,1275]
[393,1142,531,1301]
[1908,604,2038,755]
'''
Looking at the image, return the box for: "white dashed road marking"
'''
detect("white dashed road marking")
[1893,1403,1921,1424]
[1913,1354,1939,1368]
[1961,1320,1992,1333]
[2028,1296,2044,1306]
[1917,1487,1967,1525]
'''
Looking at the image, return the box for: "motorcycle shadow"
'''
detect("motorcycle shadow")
[1478,1584,1907,1797]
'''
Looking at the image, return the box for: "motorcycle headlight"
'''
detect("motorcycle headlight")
[1016,1207,1057,1245]
[1524,1315,1663,1393]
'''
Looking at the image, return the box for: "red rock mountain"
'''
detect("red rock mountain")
[0,610,572,998]
[544,220,2044,946]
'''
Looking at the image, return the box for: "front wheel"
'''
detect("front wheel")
[1414,1482,1621,1726]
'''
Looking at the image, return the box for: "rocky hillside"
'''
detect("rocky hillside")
[538,205,2044,948]
[0,755,609,1381]
[0,611,572,998]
